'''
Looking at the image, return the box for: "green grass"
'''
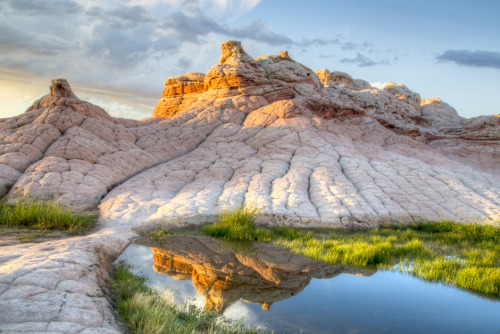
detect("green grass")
[201,208,500,299]
[145,224,171,242]
[110,261,267,334]
[0,200,96,234]
[202,206,271,242]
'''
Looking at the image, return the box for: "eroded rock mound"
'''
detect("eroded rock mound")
[1,41,499,227]
[1,77,263,209]
[28,79,113,122]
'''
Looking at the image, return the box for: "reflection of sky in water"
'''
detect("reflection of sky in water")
[115,244,205,308]
[116,244,500,334]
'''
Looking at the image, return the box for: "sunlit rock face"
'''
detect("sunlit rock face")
[315,69,356,89]
[150,236,373,313]
[1,40,499,226]
[152,73,206,118]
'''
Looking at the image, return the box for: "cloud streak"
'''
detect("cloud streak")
[295,38,340,47]
[163,10,292,45]
[0,23,73,56]
[2,0,84,16]
[230,19,293,45]
[340,53,390,67]
[436,50,500,70]
[341,41,373,51]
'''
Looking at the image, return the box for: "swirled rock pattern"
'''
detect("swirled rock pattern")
[1,77,263,210]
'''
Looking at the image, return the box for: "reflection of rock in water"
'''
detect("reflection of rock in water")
[149,236,374,313]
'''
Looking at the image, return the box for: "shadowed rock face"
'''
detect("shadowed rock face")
[149,235,373,313]
[0,40,499,226]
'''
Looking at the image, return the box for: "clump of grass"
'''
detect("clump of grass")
[0,200,96,234]
[274,230,431,267]
[110,261,265,334]
[406,220,500,251]
[272,225,311,241]
[410,258,500,296]
[146,224,171,242]
[277,223,499,298]
[202,206,271,242]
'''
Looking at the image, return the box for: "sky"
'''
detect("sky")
[1,0,499,120]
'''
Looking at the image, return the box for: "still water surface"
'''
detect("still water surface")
[116,237,499,334]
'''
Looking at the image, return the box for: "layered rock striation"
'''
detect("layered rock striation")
[1,41,499,226]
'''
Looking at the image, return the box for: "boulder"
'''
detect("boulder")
[383,81,421,107]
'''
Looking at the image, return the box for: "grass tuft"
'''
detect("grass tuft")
[202,206,271,242]
[0,199,96,234]
[145,224,171,242]
[109,261,266,334]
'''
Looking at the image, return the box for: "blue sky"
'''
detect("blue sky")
[1,0,499,119]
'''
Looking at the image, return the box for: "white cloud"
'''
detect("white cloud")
[224,301,269,329]
[125,0,262,17]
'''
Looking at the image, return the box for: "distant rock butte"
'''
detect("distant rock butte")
[1,40,499,226]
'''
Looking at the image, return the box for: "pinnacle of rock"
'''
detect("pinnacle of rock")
[218,40,250,64]
[50,78,77,98]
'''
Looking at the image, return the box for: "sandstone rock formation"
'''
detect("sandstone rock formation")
[0,40,500,333]
[100,41,500,226]
[152,72,206,118]
[1,77,256,210]
[150,235,372,313]
[0,41,499,226]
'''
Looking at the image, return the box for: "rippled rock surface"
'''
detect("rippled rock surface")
[1,41,499,226]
